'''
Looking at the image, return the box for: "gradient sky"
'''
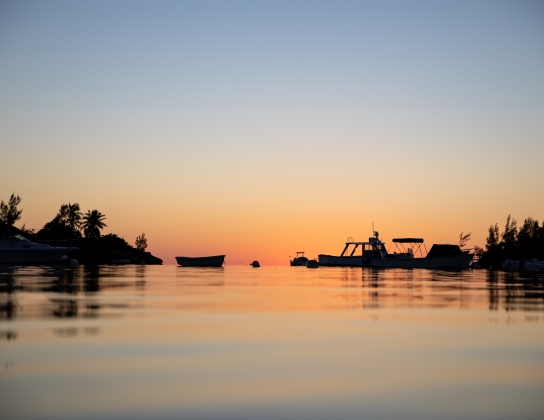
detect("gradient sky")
[1,0,543,264]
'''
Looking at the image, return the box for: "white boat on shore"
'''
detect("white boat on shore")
[0,234,74,264]
[318,232,473,269]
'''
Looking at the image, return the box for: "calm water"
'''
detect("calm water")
[1,265,543,420]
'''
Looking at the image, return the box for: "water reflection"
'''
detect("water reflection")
[0,265,149,321]
[1,266,543,420]
[0,329,17,341]
[500,271,544,313]
[0,266,542,323]
[50,326,100,338]
[175,267,225,286]
[0,268,18,320]
[347,268,544,313]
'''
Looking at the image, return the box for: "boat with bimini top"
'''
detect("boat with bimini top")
[318,232,473,269]
[290,252,309,266]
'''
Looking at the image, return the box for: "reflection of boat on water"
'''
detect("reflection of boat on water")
[175,255,225,267]
[318,232,473,269]
[290,252,308,266]
[0,234,74,264]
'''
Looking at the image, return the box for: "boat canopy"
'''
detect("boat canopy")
[426,244,463,258]
[392,238,424,243]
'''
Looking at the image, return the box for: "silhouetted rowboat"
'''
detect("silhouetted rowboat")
[175,255,225,267]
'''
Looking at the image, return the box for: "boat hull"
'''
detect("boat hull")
[371,254,473,269]
[0,248,71,264]
[175,255,225,267]
[318,253,473,269]
[318,255,370,267]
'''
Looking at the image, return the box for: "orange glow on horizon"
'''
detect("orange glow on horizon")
[9,187,540,266]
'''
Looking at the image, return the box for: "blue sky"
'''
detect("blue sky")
[2,1,542,111]
[1,0,543,262]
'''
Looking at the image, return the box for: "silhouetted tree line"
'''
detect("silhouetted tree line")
[1,194,156,264]
[479,215,544,268]
[2,199,109,242]
[0,194,22,227]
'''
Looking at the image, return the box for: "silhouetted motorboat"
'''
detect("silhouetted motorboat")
[318,232,473,269]
[290,252,308,266]
[175,255,225,267]
[0,234,74,264]
[306,259,319,268]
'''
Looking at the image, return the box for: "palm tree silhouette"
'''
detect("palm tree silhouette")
[56,203,83,231]
[66,203,82,232]
[82,210,107,240]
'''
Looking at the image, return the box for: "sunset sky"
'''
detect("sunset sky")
[1,0,543,264]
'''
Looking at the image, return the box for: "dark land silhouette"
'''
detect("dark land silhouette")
[477,215,544,269]
[0,195,162,265]
[2,194,543,270]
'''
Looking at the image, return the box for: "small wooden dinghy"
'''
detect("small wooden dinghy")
[175,255,225,267]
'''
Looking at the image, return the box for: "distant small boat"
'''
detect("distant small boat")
[290,252,308,266]
[175,255,225,267]
[251,260,260,267]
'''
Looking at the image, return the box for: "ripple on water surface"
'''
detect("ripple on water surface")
[1,265,543,420]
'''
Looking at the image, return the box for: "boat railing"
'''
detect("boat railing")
[463,248,479,263]
[33,239,78,248]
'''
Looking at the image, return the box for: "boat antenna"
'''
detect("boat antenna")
[372,221,380,240]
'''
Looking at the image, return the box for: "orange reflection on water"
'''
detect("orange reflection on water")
[1,266,544,420]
